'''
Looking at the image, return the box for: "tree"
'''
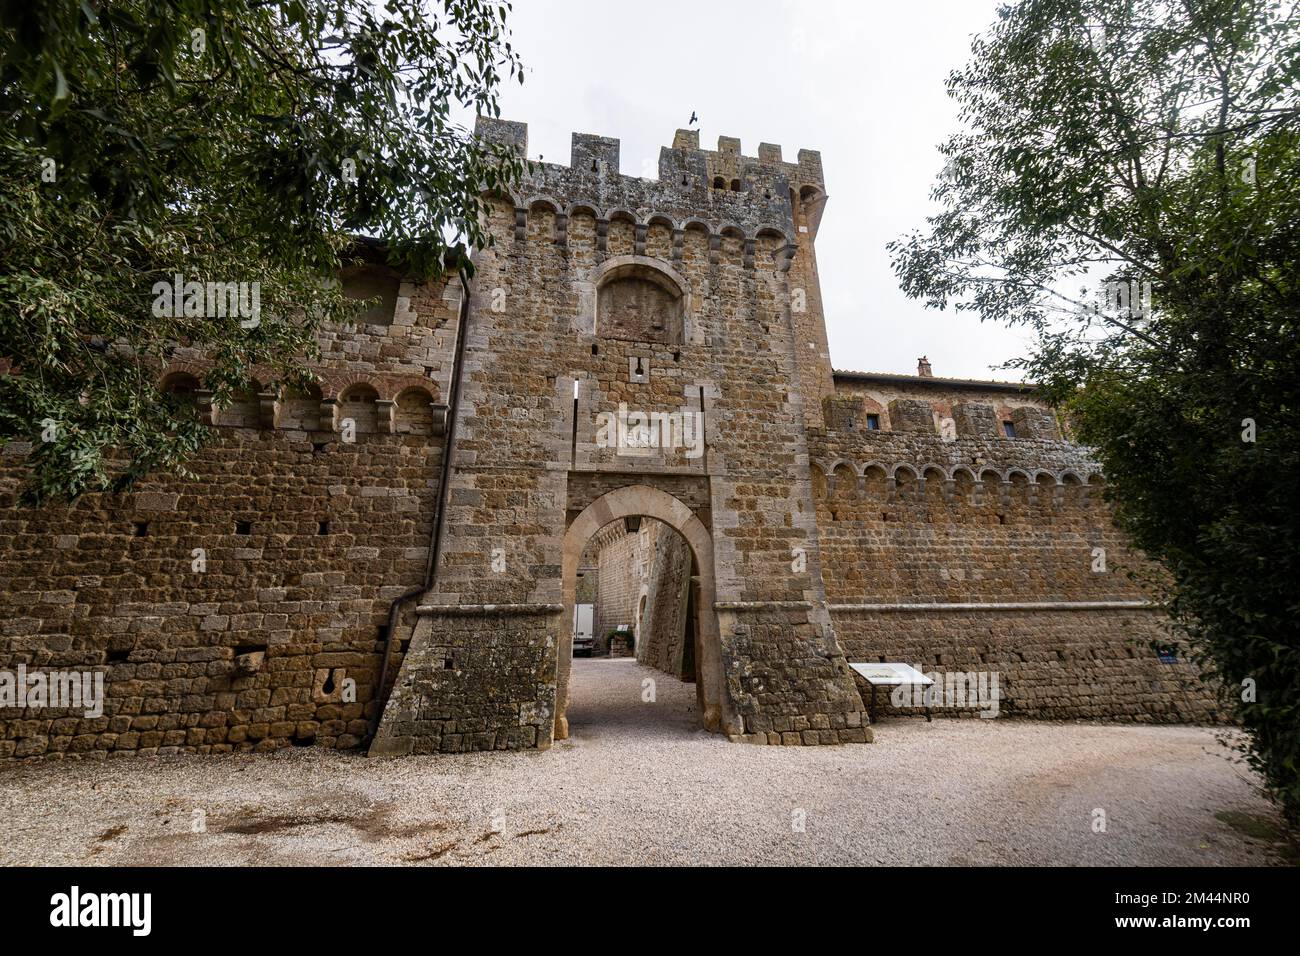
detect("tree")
[0,0,525,502]
[890,0,1300,823]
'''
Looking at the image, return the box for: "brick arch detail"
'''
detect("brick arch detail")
[158,360,211,385]
[324,372,384,403]
[384,375,441,404]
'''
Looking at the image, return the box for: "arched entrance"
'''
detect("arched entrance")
[558,484,737,740]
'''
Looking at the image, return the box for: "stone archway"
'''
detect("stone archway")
[558,483,736,740]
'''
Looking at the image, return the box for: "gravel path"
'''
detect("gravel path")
[0,658,1288,866]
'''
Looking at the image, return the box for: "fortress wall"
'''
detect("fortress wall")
[810,427,1219,721]
[829,378,1053,437]
[833,608,1218,722]
[0,275,458,758]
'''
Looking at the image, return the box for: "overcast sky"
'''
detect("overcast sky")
[479,0,1037,380]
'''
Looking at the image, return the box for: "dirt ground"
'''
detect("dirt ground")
[0,658,1291,866]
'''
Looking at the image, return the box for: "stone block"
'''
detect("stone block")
[887,399,936,434]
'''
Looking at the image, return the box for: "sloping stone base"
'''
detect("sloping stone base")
[369,606,557,756]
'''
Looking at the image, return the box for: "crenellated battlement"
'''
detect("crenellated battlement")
[474,116,827,256]
[663,128,824,193]
[477,117,822,188]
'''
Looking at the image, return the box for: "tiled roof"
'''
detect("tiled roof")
[832,369,1037,392]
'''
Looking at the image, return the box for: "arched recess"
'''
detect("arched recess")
[795,184,827,235]
[922,464,948,506]
[892,463,919,502]
[559,483,735,740]
[951,465,978,507]
[1007,468,1032,504]
[592,255,694,345]
[221,380,263,428]
[862,463,889,501]
[281,382,323,431]
[1060,471,1085,512]
[160,370,204,423]
[160,370,200,397]
[394,385,436,435]
[831,462,857,501]
[340,383,380,434]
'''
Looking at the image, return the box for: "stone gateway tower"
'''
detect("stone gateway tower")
[369,118,871,753]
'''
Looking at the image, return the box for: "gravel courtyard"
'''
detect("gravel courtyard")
[0,658,1289,866]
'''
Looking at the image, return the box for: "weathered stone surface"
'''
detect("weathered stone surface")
[887,399,936,434]
[635,523,693,676]
[823,395,866,433]
[0,253,457,757]
[1011,405,1061,440]
[954,401,999,438]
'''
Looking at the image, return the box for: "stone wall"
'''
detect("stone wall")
[365,607,556,755]
[809,424,1218,721]
[636,522,693,678]
[835,607,1218,721]
[720,605,871,744]
[591,521,648,652]
[575,550,597,605]
[0,270,459,758]
[830,373,1061,442]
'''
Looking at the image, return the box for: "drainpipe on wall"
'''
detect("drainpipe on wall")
[366,268,472,745]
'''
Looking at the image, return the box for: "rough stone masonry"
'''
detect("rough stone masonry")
[0,118,1218,760]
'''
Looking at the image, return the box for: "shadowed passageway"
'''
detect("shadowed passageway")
[564,658,701,741]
